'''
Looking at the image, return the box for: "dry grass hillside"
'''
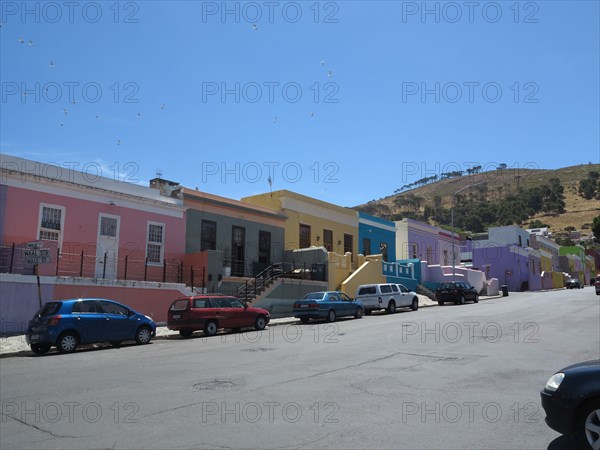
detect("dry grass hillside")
[355,163,600,234]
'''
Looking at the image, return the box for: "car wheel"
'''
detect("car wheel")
[326,309,336,323]
[204,321,218,337]
[474,294,479,303]
[577,399,600,450]
[135,326,152,345]
[364,309,372,316]
[57,332,79,354]
[387,300,396,314]
[179,330,193,338]
[354,307,364,319]
[438,300,444,306]
[300,317,310,324]
[254,315,267,331]
[459,295,466,305]
[30,343,50,355]
[411,297,419,311]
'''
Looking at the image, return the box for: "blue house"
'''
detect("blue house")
[358,212,396,262]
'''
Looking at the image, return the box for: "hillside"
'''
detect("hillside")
[355,163,600,235]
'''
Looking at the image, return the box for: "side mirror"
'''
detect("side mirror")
[244,303,248,309]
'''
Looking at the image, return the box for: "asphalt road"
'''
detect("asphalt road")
[1,289,599,450]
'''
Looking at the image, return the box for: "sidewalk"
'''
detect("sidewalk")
[0,294,501,358]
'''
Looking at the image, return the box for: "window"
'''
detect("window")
[171,299,190,311]
[328,293,340,302]
[229,299,245,308]
[211,297,231,308]
[38,204,64,242]
[99,300,129,315]
[100,217,118,237]
[258,230,271,264]
[380,285,392,294]
[358,286,376,295]
[411,244,418,259]
[146,222,165,264]
[340,293,352,302]
[299,224,311,249]
[201,220,217,251]
[344,233,353,255]
[363,238,371,256]
[391,284,399,292]
[193,299,210,308]
[323,229,333,251]
[72,301,99,314]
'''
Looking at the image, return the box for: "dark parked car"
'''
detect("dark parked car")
[293,291,364,323]
[566,279,584,289]
[435,281,479,305]
[26,298,156,355]
[540,360,600,450]
[167,295,270,337]
[595,278,600,295]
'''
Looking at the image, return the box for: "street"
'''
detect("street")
[1,289,599,449]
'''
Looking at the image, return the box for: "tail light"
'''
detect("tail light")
[46,315,62,326]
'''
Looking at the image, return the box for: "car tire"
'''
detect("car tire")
[459,295,466,305]
[254,315,267,331]
[135,326,152,345]
[300,317,310,324]
[179,330,193,338]
[354,307,364,319]
[411,297,419,311]
[57,332,79,354]
[387,300,396,314]
[364,309,372,316]
[30,343,51,355]
[474,294,479,303]
[576,399,600,450]
[438,300,444,306]
[326,309,336,323]
[204,321,218,337]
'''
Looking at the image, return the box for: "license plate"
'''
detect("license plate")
[31,334,39,340]
[172,314,181,319]
[300,305,309,308]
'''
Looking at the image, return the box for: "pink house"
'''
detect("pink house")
[1,155,190,328]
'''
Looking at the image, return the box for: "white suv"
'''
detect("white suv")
[354,283,419,315]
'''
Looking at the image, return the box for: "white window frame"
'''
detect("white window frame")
[146,221,165,266]
[37,203,66,248]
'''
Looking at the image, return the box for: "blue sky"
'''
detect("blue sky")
[1,1,599,207]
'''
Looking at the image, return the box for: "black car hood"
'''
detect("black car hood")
[559,359,600,373]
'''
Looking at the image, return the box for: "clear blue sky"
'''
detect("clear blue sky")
[1,1,599,207]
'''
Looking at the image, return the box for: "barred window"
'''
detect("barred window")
[39,205,64,242]
[146,222,165,264]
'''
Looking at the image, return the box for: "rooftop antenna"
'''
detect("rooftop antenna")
[156,169,163,179]
[268,176,273,197]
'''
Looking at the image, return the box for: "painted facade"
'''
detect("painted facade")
[529,234,563,288]
[560,245,588,283]
[242,190,359,268]
[1,155,186,281]
[473,244,542,292]
[358,212,396,262]
[395,218,458,266]
[182,188,286,284]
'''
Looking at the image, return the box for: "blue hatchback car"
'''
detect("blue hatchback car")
[26,298,156,355]
[293,291,364,323]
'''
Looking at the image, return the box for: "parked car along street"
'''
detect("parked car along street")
[540,359,600,450]
[566,279,584,289]
[354,283,419,315]
[26,298,156,355]
[293,291,364,323]
[435,281,479,305]
[167,295,270,337]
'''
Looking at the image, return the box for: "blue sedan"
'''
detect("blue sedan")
[293,291,364,324]
[26,298,156,355]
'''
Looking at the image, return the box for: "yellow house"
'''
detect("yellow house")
[242,190,360,290]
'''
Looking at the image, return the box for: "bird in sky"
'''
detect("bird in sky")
[18,37,24,44]
[49,61,54,68]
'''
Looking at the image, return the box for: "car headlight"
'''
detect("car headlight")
[545,372,565,391]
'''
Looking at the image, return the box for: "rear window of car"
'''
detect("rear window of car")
[304,292,325,300]
[439,283,453,290]
[170,299,190,311]
[357,286,376,295]
[380,285,392,294]
[38,302,61,316]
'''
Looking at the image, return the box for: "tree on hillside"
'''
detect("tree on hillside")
[593,214,600,242]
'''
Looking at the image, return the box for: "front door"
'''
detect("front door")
[95,214,120,279]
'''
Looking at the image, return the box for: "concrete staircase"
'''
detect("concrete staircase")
[417,283,436,301]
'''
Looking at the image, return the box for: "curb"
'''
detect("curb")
[0,296,505,358]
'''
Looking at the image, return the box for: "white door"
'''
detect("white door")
[95,214,120,279]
